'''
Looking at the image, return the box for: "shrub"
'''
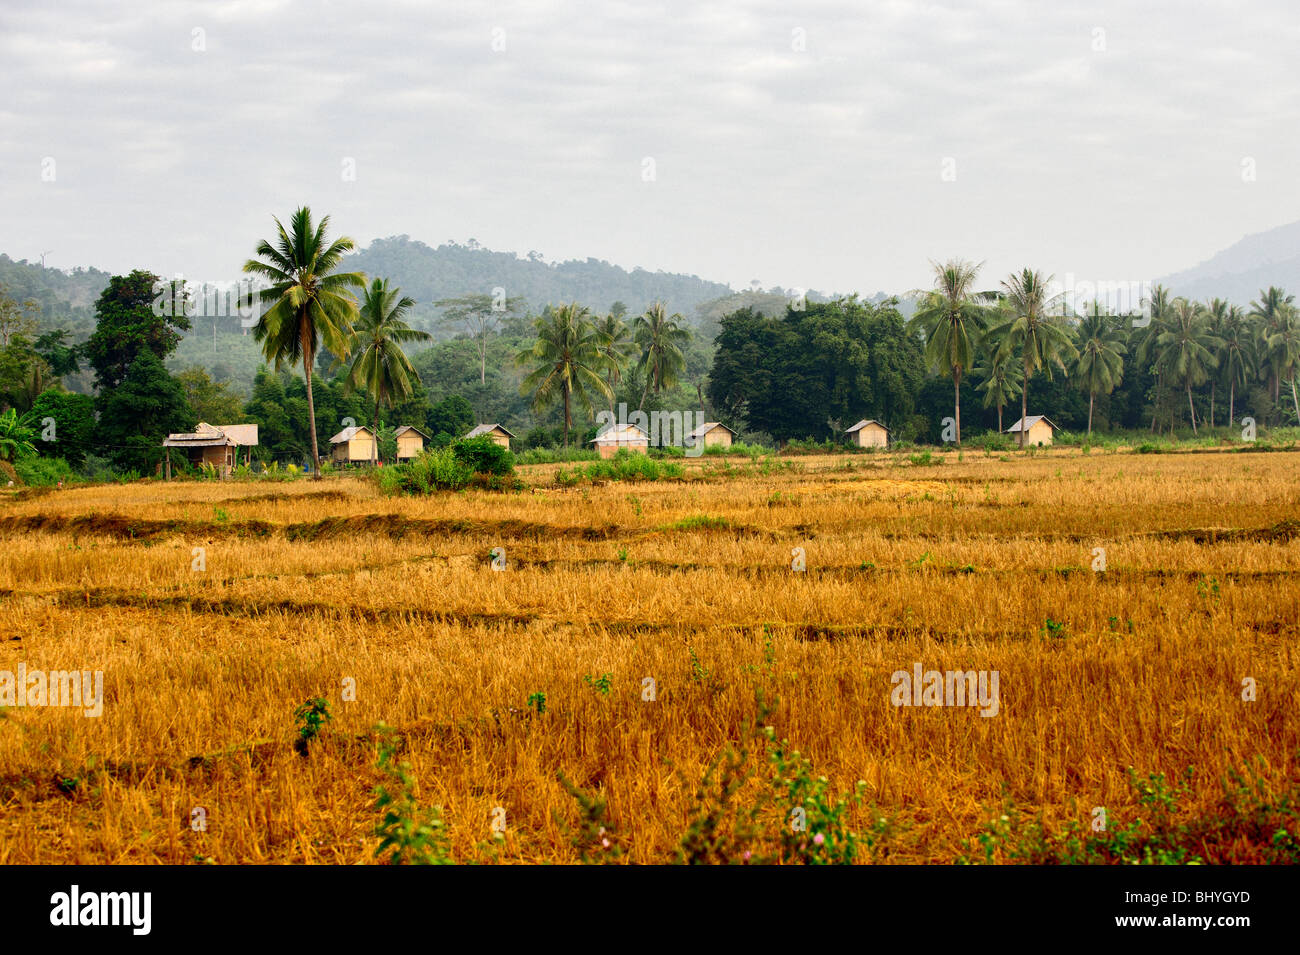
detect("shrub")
[451,435,515,475]
[515,446,600,465]
[14,455,77,487]
[554,449,685,485]
[407,447,474,492]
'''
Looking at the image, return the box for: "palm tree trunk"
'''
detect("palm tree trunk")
[480,341,487,385]
[1229,381,1235,429]
[1187,383,1197,435]
[303,346,321,481]
[997,403,1003,435]
[953,369,962,446]
[1088,391,1095,435]
[1019,361,1029,449]
[1150,373,1161,432]
[563,385,571,448]
[1291,374,1300,426]
[1209,382,1215,429]
[372,401,380,466]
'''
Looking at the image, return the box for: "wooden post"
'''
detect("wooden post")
[165,450,171,481]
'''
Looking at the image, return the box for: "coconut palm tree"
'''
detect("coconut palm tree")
[1202,299,1231,426]
[516,303,612,447]
[990,269,1077,448]
[633,302,690,408]
[1134,284,1172,432]
[344,278,431,463]
[1249,286,1294,412]
[1263,305,1300,425]
[906,259,994,446]
[1216,304,1254,430]
[1156,298,1220,434]
[972,349,1021,435]
[243,207,365,479]
[594,312,635,415]
[1072,309,1126,435]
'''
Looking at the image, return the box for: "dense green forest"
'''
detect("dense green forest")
[2,219,1298,484]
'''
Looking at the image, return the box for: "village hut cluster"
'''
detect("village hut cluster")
[163,411,1057,477]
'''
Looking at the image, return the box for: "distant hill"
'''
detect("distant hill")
[1158,220,1300,305]
[344,235,735,326]
[0,254,112,339]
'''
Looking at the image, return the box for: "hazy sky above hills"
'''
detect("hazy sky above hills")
[4,0,1298,298]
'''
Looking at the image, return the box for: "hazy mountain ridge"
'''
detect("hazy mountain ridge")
[1157,220,1300,305]
[344,235,737,323]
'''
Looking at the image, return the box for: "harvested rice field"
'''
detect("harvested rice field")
[1,448,1298,864]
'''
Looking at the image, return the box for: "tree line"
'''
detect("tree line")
[2,228,1298,481]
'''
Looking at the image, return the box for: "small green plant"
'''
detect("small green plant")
[1196,575,1221,601]
[212,507,230,523]
[526,691,547,715]
[688,645,711,685]
[583,673,613,696]
[293,697,333,755]
[617,546,629,562]
[556,771,622,863]
[1042,617,1068,639]
[372,723,453,865]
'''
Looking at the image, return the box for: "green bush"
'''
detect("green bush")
[408,447,474,492]
[14,455,77,487]
[451,435,515,475]
[554,449,685,485]
[515,446,600,465]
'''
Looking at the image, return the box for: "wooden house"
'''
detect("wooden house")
[685,421,738,451]
[464,423,515,449]
[393,425,429,460]
[163,422,259,478]
[328,425,378,464]
[590,423,650,459]
[845,419,889,448]
[1005,415,1057,446]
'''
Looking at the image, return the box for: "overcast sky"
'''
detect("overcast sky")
[3,0,1298,298]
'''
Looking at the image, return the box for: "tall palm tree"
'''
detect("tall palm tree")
[1156,298,1220,434]
[1263,304,1300,425]
[906,259,994,446]
[1202,299,1230,426]
[972,350,1021,435]
[516,303,613,447]
[991,269,1077,448]
[345,278,431,463]
[243,207,365,478]
[633,302,690,409]
[1216,304,1254,429]
[1249,286,1294,411]
[594,312,635,415]
[1135,284,1172,432]
[1072,309,1126,435]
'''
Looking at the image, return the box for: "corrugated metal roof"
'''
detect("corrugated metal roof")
[163,422,235,447]
[217,424,258,446]
[845,418,889,433]
[591,423,649,443]
[1005,415,1057,433]
[465,423,516,439]
[685,421,737,440]
[329,426,375,443]
[394,425,430,439]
